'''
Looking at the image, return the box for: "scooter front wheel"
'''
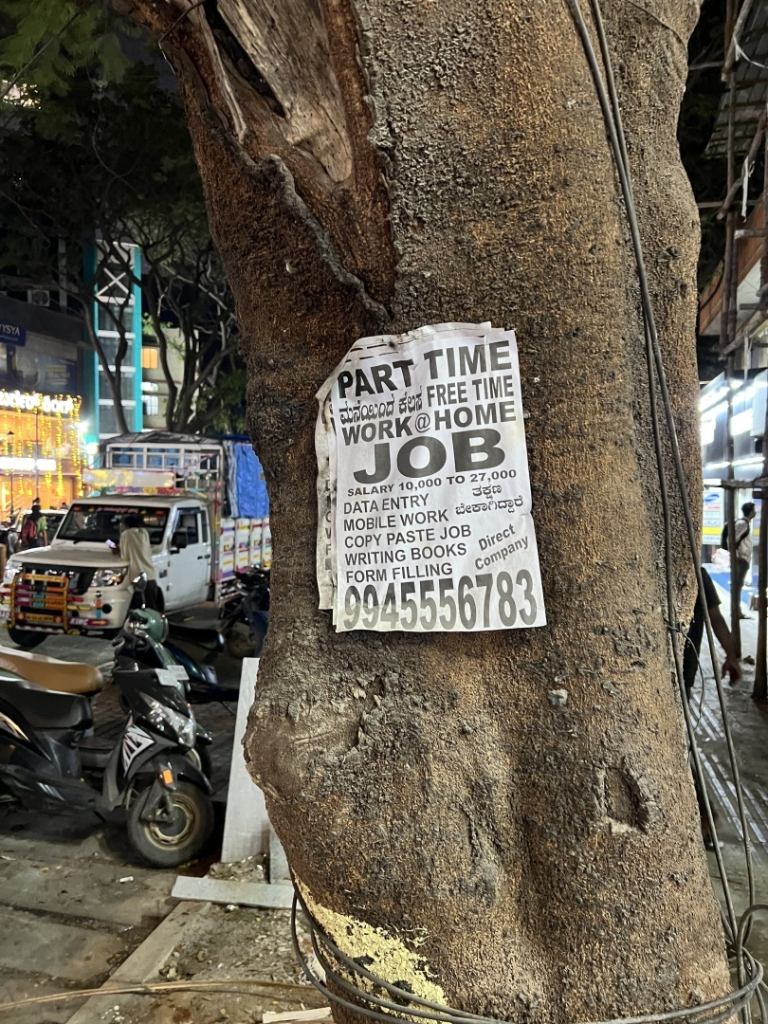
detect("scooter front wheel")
[127,781,214,868]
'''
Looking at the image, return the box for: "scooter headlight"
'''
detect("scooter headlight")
[178,710,196,749]
[123,609,156,638]
[144,697,196,749]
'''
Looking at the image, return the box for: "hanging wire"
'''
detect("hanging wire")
[290,2,768,1023]
[572,0,757,948]
[290,885,763,1024]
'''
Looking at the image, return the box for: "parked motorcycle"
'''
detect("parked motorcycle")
[124,604,236,705]
[0,588,215,867]
[219,567,270,659]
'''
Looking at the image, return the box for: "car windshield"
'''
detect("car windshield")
[57,504,169,546]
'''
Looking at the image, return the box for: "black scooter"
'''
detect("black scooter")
[0,612,215,867]
[123,606,236,704]
[219,567,270,659]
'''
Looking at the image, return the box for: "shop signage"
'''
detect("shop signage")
[82,468,176,491]
[0,390,75,415]
[316,322,546,632]
[702,488,723,548]
[0,323,26,347]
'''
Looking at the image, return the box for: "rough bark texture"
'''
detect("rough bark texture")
[124,0,727,1019]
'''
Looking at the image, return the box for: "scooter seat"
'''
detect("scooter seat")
[167,621,224,650]
[0,675,92,730]
[0,649,104,695]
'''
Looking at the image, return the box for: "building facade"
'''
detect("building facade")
[699,372,764,589]
[84,242,143,445]
[140,331,187,431]
[0,295,87,513]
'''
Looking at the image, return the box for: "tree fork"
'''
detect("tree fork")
[123,0,730,1019]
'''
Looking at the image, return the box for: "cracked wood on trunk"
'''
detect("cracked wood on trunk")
[123,0,728,1018]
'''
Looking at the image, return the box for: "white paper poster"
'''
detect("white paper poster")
[316,323,546,632]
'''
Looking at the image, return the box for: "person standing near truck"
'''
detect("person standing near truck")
[119,513,164,611]
[19,507,47,549]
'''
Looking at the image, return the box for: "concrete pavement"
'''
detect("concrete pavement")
[0,625,238,1023]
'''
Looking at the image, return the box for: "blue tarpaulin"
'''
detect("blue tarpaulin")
[230,443,269,518]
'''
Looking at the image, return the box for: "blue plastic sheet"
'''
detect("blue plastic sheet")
[232,443,269,519]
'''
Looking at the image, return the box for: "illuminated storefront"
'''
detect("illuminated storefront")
[0,389,84,514]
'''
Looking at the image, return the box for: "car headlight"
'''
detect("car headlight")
[4,560,21,583]
[145,697,196,748]
[92,568,127,587]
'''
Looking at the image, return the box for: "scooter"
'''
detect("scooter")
[219,567,270,659]
[123,604,236,705]
[0,592,215,868]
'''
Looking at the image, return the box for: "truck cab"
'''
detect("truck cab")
[0,495,213,646]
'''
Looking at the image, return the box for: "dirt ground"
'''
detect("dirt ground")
[55,904,324,1024]
[148,905,319,1024]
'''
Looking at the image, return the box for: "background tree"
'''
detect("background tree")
[130,219,243,433]
[110,0,737,1020]
[0,14,244,432]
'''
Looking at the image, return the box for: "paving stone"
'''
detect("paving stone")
[0,908,129,983]
[0,859,174,927]
[0,968,79,1024]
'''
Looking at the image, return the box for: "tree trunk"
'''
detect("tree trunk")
[82,301,130,435]
[124,0,729,1017]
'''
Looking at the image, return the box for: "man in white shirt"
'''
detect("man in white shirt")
[733,501,757,619]
[120,513,163,611]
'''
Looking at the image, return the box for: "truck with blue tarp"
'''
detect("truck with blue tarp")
[0,433,270,647]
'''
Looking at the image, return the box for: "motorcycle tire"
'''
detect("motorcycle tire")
[225,627,256,659]
[225,619,267,660]
[127,781,214,868]
[8,628,47,650]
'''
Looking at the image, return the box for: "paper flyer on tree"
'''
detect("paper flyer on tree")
[315,323,546,632]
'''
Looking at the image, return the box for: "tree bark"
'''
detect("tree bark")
[123,0,729,1018]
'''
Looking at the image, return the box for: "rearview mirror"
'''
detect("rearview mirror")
[132,573,147,592]
[171,530,188,550]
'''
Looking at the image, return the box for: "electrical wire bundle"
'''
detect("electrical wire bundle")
[291,2,768,1023]
[291,886,762,1024]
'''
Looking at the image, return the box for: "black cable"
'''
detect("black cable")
[565,0,756,945]
[291,887,762,1024]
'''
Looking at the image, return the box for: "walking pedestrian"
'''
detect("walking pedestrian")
[732,501,757,618]
[683,567,740,850]
[19,507,47,549]
[683,567,741,701]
